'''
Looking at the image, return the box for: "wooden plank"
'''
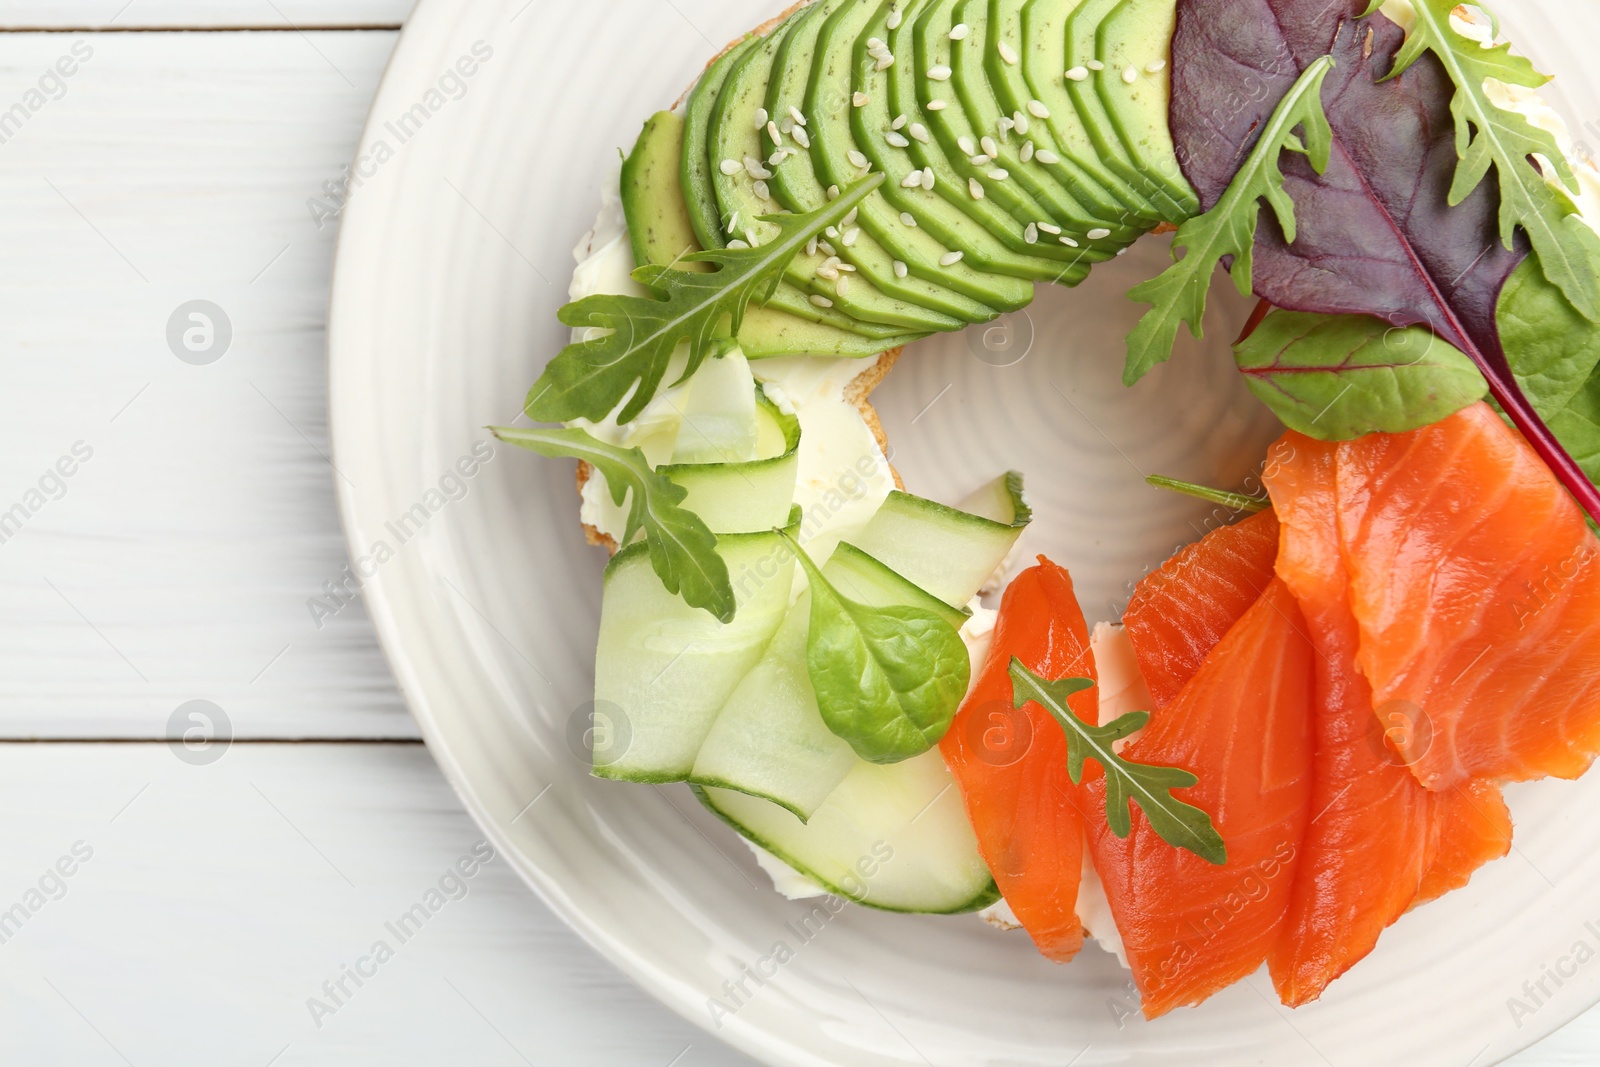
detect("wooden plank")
[0,1,414,29]
[0,742,753,1064]
[0,32,417,737]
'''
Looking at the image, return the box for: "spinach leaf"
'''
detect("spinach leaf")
[1124,55,1335,385]
[1503,254,1600,423]
[1233,309,1487,439]
[493,426,734,622]
[783,532,971,765]
[1009,661,1226,865]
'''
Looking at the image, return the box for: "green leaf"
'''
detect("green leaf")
[1008,660,1226,865]
[1370,0,1600,319]
[1502,253,1600,421]
[526,173,887,426]
[1145,475,1269,514]
[491,426,734,622]
[1233,309,1488,440]
[782,531,971,765]
[1124,55,1336,385]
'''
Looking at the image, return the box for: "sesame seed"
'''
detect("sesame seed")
[1020,141,1035,162]
[1087,59,1104,71]
[825,226,840,239]
[1028,99,1050,118]
[726,211,740,233]
[1117,247,1129,256]
[1038,222,1061,234]
[886,8,902,29]
[893,259,909,278]
[842,207,858,226]
[1087,227,1111,239]
[754,179,770,200]
[909,122,929,143]
[1122,66,1138,84]
[1059,236,1078,247]
[1013,113,1031,136]
[853,91,870,108]
[902,171,925,188]
[789,106,808,127]
[827,184,841,200]
[996,117,1014,136]
[927,64,952,81]
[1025,223,1039,244]
[754,108,768,129]
[1146,59,1167,73]
[838,263,856,272]
[768,121,783,145]
[720,159,741,176]
[793,126,811,149]
[876,54,895,71]
[886,131,911,148]
[921,167,935,190]
[745,229,759,247]
[970,154,991,166]
[780,117,795,134]
[927,99,948,111]
[745,157,772,179]
[1065,66,1088,81]
[940,250,965,265]
[819,240,836,255]
[842,227,861,247]
[1035,149,1060,165]
[981,136,998,157]
[848,150,869,168]
[958,136,976,155]
[989,168,1009,180]
[810,294,834,307]
[900,212,917,226]
[949,23,970,40]
[806,235,818,256]
[837,274,851,296]
[728,239,751,249]
[816,264,839,281]
[892,113,908,130]
[768,150,789,166]
[968,177,985,199]
[998,41,1019,65]
[867,37,886,51]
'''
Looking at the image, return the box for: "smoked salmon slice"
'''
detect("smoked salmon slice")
[1123,508,1280,708]
[1086,578,1313,1018]
[1331,402,1600,790]
[1262,434,1501,1004]
[941,557,1098,962]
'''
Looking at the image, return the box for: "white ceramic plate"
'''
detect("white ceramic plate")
[328,2,1600,1063]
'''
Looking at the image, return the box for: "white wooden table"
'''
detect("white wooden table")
[0,2,1591,1063]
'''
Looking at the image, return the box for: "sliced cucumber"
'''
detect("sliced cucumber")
[690,542,967,819]
[695,746,1000,914]
[848,474,1029,607]
[592,519,799,783]
[662,389,801,535]
[669,349,761,464]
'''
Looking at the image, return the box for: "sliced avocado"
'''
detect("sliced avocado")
[1094,0,1199,217]
[624,110,921,358]
[872,0,1090,283]
[946,0,1141,252]
[682,30,905,340]
[711,7,964,334]
[988,0,1162,225]
[763,0,990,328]
[1064,0,1189,221]
[809,0,1032,314]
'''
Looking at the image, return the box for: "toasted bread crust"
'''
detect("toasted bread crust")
[578,2,904,554]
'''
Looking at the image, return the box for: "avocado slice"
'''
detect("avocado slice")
[946,0,1142,252]
[764,0,993,327]
[984,0,1161,226]
[874,0,1091,283]
[808,0,1032,314]
[1063,0,1189,221]
[624,111,923,358]
[1093,0,1199,217]
[682,30,906,340]
[712,7,966,334]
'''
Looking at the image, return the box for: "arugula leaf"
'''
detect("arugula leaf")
[492,426,734,622]
[1233,309,1487,439]
[1008,661,1226,865]
[1124,55,1335,386]
[782,531,971,765]
[1369,0,1600,319]
[1146,475,1270,514]
[526,173,886,427]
